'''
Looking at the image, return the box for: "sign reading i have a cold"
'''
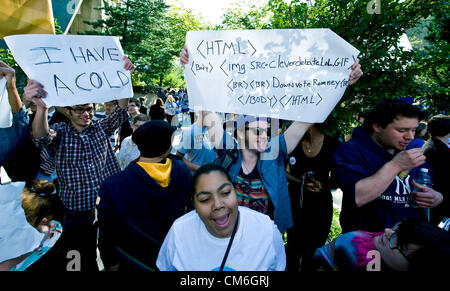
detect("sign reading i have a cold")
[4,34,133,107]
[185,29,360,123]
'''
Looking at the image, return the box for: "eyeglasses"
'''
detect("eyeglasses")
[69,107,94,114]
[388,222,410,261]
[246,126,270,136]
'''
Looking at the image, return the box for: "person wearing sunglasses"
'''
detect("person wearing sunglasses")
[157,163,286,271]
[23,55,135,271]
[313,219,450,271]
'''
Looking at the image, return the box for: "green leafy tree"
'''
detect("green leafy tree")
[221,0,448,135]
[157,5,206,88]
[84,0,176,89]
[220,1,271,30]
[408,4,449,115]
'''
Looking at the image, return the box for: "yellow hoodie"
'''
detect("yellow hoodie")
[137,159,172,188]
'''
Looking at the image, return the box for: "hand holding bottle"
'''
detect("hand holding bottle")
[411,180,443,209]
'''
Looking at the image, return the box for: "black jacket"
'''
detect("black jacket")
[97,155,192,271]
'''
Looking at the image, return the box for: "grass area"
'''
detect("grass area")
[327,208,342,243]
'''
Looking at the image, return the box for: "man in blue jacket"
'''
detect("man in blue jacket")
[333,100,443,232]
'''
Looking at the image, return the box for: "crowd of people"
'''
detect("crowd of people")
[0,45,449,272]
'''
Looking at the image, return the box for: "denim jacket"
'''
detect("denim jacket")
[0,106,29,166]
[222,132,293,232]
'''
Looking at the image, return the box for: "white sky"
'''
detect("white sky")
[166,0,267,25]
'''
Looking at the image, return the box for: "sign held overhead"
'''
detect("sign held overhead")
[185,29,360,123]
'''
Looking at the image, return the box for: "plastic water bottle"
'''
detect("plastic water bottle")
[412,168,433,221]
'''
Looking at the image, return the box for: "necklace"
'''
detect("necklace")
[242,162,253,175]
[305,143,312,153]
[302,137,324,155]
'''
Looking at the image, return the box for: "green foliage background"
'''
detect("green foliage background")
[1,0,447,135]
[218,0,449,135]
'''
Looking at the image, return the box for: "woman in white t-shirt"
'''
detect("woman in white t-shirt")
[156,164,286,271]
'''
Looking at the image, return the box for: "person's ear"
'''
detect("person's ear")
[372,122,382,134]
[236,127,245,140]
[37,217,49,233]
[63,107,71,117]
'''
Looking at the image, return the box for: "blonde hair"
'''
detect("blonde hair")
[166,95,174,103]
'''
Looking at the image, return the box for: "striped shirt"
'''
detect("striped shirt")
[35,106,127,212]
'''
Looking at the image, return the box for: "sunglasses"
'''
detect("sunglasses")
[245,126,271,136]
[388,221,410,261]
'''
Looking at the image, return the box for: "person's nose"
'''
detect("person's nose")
[405,130,414,141]
[212,196,225,210]
[385,228,395,240]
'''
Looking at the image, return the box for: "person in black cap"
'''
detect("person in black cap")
[96,120,193,271]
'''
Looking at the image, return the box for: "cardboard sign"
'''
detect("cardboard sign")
[5,34,133,107]
[185,29,359,122]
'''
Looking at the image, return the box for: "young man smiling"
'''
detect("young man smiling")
[333,99,443,233]
[23,56,135,271]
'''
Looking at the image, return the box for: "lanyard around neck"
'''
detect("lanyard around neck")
[219,211,240,271]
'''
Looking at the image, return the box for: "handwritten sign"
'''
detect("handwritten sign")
[4,34,133,107]
[185,29,360,123]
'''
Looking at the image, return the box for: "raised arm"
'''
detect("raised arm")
[354,148,426,207]
[0,61,22,113]
[117,55,135,109]
[23,79,49,138]
[284,122,313,154]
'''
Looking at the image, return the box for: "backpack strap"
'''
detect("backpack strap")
[214,148,239,172]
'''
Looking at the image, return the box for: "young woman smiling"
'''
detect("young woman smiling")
[156,164,286,271]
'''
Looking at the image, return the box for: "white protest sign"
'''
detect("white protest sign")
[0,78,13,128]
[0,182,45,263]
[185,29,360,123]
[4,34,133,107]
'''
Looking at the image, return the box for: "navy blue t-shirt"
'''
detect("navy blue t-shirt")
[332,127,426,233]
